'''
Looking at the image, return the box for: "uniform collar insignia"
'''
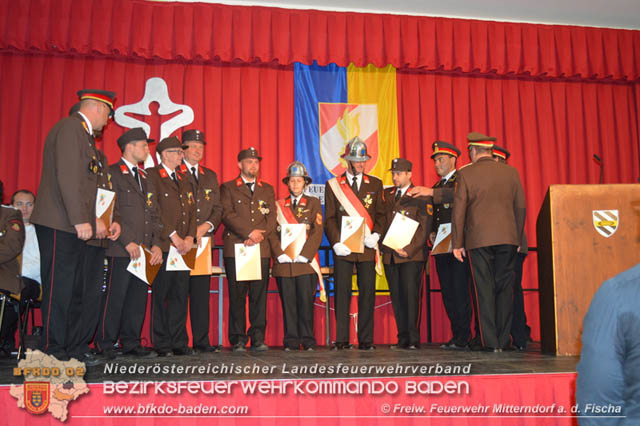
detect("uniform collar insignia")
[159,168,169,178]
[235,178,243,186]
[120,164,129,174]
[179,164,187,173]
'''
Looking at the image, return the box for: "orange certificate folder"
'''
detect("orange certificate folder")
[126,245,162,286]
[96,188,116,228]
[190,237,213,276]
[281,224,306,259]
[431,223,452,255]
[340,216,365,254]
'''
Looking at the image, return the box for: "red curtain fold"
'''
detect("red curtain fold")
[2,0,640,80]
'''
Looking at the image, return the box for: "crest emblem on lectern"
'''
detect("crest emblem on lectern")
[592,210,619,238]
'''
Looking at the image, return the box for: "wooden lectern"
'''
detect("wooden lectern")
[537,184,640,355]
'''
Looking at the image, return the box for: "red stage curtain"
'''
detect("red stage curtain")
[2,0,640,80]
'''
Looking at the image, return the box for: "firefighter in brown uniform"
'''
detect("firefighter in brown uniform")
[180,129,222,353]
[492,144,531,351]
[269,162,323,351]
[31,90,120,364]
[0,181,25,355]
[381,158,431,350]
[96,128,163,359]
[409,141,475,350]
[220,147,276,352]
[324,138,385,350]
[146,136,196,357]
[452,132,526,352]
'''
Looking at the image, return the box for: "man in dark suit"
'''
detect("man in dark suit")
[381,158,431,350]
[451,132,526,352]
[146,136,196,357]
[409,141,475,350]
[95,128,163,359]
[493,144,531,351]
[269,161,323,351]
[220,147,276,352]
[324,137,385,350]
[31,90,120,364]
[180,129,222,353]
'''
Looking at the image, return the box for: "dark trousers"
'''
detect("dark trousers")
[467,244,517,349]
[96,257,149,353]
[384,260,423,346]
[36,225,86,359]
[435,253,472,345]
[511,253,531,346]
[276,273,317,349]
[151,254,189,352]
[223,257,270,347]
[333,258,375,344]
[0,278,40,349]
[189,275,212,348]
[67,244,105,358]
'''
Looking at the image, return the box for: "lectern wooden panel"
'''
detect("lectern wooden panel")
[536,184,640,355]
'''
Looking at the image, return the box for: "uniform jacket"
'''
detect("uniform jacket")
[32,114,104,235]
[452,157,526,250]
[0,206,25,294]
[146,164,197,252]
[106,159,163,257]
[381,185,431,264]
[324,173,385,263]
[220,176,276,258]
[269,195,323,277]
[180,162,222,231]
[431,171,457,234]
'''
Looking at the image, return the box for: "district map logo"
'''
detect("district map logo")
[10,350,89,422]
[592,210,619,238]
[319,103,379,176]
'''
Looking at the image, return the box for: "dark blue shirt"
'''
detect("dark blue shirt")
[577,263,640,425]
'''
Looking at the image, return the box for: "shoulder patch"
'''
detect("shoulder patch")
[427,204,433,216]
[10,219,22,232]
[316,213,323,225]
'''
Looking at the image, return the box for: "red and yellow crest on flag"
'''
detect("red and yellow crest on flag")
[25,381,50,415]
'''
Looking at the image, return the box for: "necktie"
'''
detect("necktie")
[395,189,402,202]
[171,172,178,185]
[292,198,297,210]
[132,166,142,191]
[191,166,198,183]
[246,182,254,195]
[351,176,358,193]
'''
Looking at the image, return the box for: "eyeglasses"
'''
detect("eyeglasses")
[165,149,184,154]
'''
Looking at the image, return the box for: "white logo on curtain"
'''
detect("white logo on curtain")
[114,77,194,168]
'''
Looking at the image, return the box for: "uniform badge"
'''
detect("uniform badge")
[443,203,450,209]
[362,193,373,209]
[146,192,153,207]
[10,220,22,232]
[120,164,129,174]
[88,159,98,174]
[592,210,619,238]
[204,189,212,201]
[296,207,304,218]
[316,213,323,225]
[427,204,433,216]
[187,192,195,205]
[258,200,270,215]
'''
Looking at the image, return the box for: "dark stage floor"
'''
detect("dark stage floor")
[0,343,578,385]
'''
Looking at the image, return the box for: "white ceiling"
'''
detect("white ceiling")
[170,0,640,30]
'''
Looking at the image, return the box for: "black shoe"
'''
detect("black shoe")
[194,345,216,353]
[407,344,419,350]
[284,346,299,352]
[156,350,173,357]
[303,345,315,351]
[251,343,269,352]
[358,343,375,350]
[390,343,408,350]
[101,348,117,360]
[125,347,158,358]
[172,347,194,356]
[74,352,104,367]
[330,342,352,350]
[482,347,503,353]
[232,343,247,352]
[469,338,483,351]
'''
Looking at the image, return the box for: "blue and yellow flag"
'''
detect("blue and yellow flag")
[294,61,400,291]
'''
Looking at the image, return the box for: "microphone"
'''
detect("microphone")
[593,154,603,184]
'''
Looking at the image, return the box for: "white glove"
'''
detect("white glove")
[364,232,380,249]
[333,243,351,257]
[277,254,293,263]
[294,255,309,263]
